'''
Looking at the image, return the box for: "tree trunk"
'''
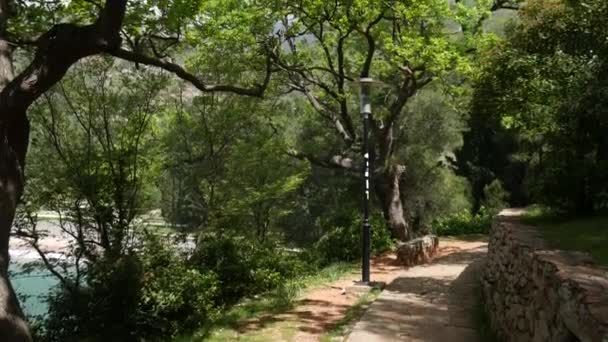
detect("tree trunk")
[375,166,411,241]
[371,111,412,241]
[0,125,31,341]
[0,2,127,339]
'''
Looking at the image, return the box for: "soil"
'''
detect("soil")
[234,237,487,342]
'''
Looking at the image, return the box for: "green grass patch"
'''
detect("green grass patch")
[214,262,357,327]
[320,288,381,342]
[519,205,564,225]
[521,207,608,266]
[177,262,358,341]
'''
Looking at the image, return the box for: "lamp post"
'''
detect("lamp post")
[359,77,373,284]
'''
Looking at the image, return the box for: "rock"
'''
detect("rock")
[533,319,550,342]
[518,275,528,288]
[396,235,439,267]
[517,317,527,331]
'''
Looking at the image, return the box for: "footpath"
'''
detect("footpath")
[208,238,488,341]
[346,239,487,342]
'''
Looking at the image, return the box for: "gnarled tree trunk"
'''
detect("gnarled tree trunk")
[375,165,411,241]
[0,0,30,335]
[0,1,127,340]
[0,0,271,338]
[0,130,30,341]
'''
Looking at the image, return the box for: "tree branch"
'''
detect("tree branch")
[386,67,434,129]
[359,11,384,78]
[336,29,357,141]
[109,48,272,97]
[294,84,354,143]
[0,0,127,172]
[287,149,360,172]
[491,0,520,11]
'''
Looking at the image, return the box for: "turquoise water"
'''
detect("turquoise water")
[10,263,58,318]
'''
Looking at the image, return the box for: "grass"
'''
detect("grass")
[319,288,381,342]
[177,262,358,342]
[520,205,563,225]
[522,206,608,266]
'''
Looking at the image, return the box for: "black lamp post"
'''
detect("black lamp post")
[359,77,373,284]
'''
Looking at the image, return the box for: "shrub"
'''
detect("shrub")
[135,236,220,338]
[481,179,509,213]
[313,210,395,265]
[191,234,313,304]
[40,254,143,342]
[431,207,494,236]
[38,235,220,342]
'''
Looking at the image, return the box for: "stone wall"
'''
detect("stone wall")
[482,211,608,342]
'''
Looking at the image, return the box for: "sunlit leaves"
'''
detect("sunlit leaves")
[26,58,167,220]
[479,0,607,139]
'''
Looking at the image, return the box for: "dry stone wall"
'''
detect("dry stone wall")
[482,212,608,342]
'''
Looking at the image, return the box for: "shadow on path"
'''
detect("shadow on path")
[232,253,406,341]
[346,241,487,342]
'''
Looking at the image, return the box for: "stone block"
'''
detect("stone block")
[396,235,439,267]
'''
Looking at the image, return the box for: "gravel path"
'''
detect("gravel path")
[346,239,488,342]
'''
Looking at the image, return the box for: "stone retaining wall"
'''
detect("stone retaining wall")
[482,212,608,342]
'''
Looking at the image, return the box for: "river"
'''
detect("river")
[8,219,196,318]
[10,260,58,318]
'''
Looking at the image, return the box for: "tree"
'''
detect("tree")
[456,58,528,211]
[17,58,164,289]
[465,0,608,212]
[268,0,497,240]
[158,91,261,229]
[159,90,307,240]
[0,0,275,339]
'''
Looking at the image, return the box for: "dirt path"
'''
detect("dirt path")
[217,238,487,342]
[346,239,488,342]
[229,252,405,342]
[287,253,407,342]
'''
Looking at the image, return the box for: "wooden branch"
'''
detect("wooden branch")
[298,86,354,143]
[359,11,384,78]
[109,48,272,97]
[272,53,343,100]
[97,0,127,45]
[336,29,357,141]
[386,76,414,128]
[491,0,520,11]
[386,69,434,129]
[0,0,14,90]
[287,149,360,172]
[311,23,338,83]
[12,216,72,290]
[277,23,359,146]
[0,0,127,171]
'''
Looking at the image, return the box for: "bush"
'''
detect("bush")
[431,207,494,236]
[481,179,508,213]
[191,234,312,304]
[135,236,220,338]
[38,235,220,342]
[313,210,395,265]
